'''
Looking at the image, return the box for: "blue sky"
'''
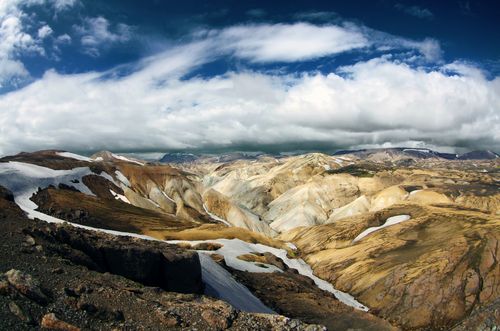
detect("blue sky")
[0,0,499,155]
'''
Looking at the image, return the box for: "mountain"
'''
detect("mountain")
[458,150,499,160]
[332,147,500,161]
[159,151,270,164]
[159,152,199,163]
[0,149,499,330]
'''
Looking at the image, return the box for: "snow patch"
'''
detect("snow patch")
[56,152,92,162]
[110,190,130,204]
[111,153,144,166]
[0,161,96,222]
[168,238,368,311]
[353,214,411,242]
[98,171,119,186]
[403,148,430,153]
[198,253,274,314]
[114,170,131,187]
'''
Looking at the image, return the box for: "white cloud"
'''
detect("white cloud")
[75,16,132,57]
[55,33,71,44]
[215,23,369,63]
[395,4,434,19]
[37,24,52,38]
[209,22,442,64]
[0,39,498,155]
[0,1,40,86]
[50,0,79,12]
[0,21,496,155]
[0,0,78,87]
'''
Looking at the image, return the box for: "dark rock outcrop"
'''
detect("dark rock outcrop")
[0,186,14,202]
[26,224,203,294]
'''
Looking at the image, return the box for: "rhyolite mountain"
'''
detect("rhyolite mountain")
[0,149,498,330]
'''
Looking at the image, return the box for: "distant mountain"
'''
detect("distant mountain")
[158,148,499,164]
[457,150,499,160]
[333,147,498,161]
[159,152,199,163]
[159,151,269,164]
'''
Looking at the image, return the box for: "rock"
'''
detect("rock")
[0,279,10,295]
[210,253,225,264]
[77,301,98,314]
[0,186,14,201]
[4,269,48,305]
[155,308,180,327]
[41,313,80,331]
[58,183,79,192]
[201,309,232,329]
[24,235,36,246]
[192,242,223,251]
[75,284,92,294]
[8,301,32,324]
[64,287,79,297]
[263,252,287,270]
[29,225,204,294]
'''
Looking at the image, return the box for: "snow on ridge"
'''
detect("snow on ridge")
[0,161,96,224]
[167,238,369,311]
[403,148,430,153]
[56,152,92,162]
[161,190,176,203]
[111,153,145,166]
[0,161,139,229]
[114,170,131,187]
[203,203,231,226]
[110,190,130,204]
[353,214,411,242]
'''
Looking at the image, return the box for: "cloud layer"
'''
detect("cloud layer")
[0,17,498,155]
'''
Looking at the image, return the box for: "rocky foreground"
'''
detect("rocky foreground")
[0,188,325,330]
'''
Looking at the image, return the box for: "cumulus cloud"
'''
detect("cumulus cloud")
[0,37,498,155]
[74,16,133,57]
[0,1,40,87]
[0,0,78,88]
[55,33,71,44]
[37,25,53,38]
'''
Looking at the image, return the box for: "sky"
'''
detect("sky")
[0,0,499,156]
